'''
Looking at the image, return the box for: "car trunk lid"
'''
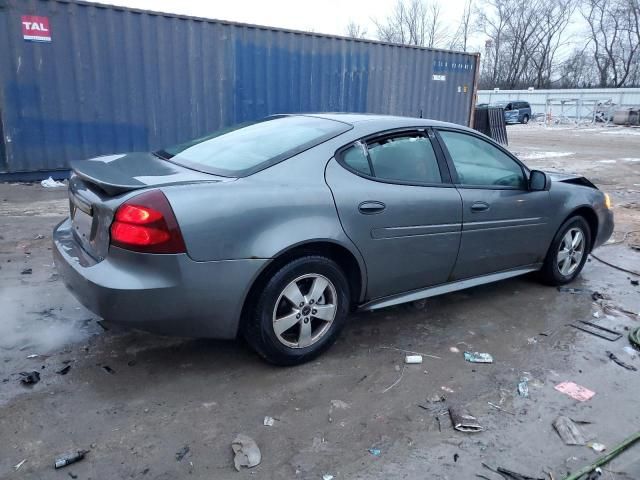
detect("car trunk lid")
[68,152,231,260]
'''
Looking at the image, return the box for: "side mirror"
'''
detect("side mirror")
[529,170,550,191]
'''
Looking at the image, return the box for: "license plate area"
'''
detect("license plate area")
[70,193,94,249]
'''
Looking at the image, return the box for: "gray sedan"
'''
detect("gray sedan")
[53,114,614,365]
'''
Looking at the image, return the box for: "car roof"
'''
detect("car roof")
[295,112,472,131]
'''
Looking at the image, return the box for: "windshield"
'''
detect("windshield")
[157,115,352,177]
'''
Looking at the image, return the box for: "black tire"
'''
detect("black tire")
[522,114,530,124]
[539,216,591,286]
[243,255,350,366]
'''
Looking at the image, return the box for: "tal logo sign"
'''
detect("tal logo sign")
[22,15,52,42]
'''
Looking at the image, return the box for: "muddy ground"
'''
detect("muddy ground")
[1,124,639,479]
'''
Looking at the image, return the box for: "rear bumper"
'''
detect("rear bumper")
[53,218,268,339]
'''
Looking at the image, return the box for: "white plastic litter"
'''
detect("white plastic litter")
[405,355,423,364]
[41,177,65,188]
[263,416,275,426]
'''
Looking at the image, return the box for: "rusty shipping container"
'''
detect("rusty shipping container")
[0,0,480,178]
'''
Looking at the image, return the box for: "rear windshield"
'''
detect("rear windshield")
[156,115,352,177]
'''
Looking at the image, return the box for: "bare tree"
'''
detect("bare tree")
[345,21,368,39]
[478,0,580,89]
[449,0,474,51]
[557,47,598,87]
[582,0,640,87]
[373,0,447,47]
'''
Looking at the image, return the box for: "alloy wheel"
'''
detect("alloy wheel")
[272,274,338,348]
[556,227,585,276]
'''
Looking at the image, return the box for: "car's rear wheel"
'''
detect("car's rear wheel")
[243,256,350,365]
[539,216,591,285]
[522,114,530,124]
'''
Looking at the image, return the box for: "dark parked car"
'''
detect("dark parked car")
[493,100,532,124]
[53,114,613,365]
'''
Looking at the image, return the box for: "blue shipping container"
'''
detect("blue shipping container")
[0,0,480,177]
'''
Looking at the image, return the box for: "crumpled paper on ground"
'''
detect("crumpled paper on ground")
[232,434,261,471]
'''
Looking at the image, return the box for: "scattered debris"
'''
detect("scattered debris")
[54,450,89,469]
[450,346,460,353]
[41,176,65,188]
[14,459,26,471]
[563,430,640,480]
[323,475,334,480]
[382,365,406,393]
[629,327,640,350]
[21,268,32,275]
[263,416,275,427]
[631,279,639,286]
[441,386,455,393]
[232,434,261,471]
[606,351,637,371]
[570,321,622,341]
[405,355,423,364]
[19,371,40,386]
[368,447,381,456]
[449,407,483,432]
[56,365,71,375]
[453,453,459,462]
[592,311,601,319]
[553,416,586,445]
[558,287,586,294]
[482,463,545,480]
[517,377,529,397]
[330,399,350,410]
[487,402,515,415]
[26,354,39,359]
[555,382,596,402]
[527,337,537,345]
[380,345,441,359]
[591,291,610,301]
[101,365,115,375]
[175,445,190,462]
[623,346,638,358]
[588,442,606,453]
[427,394,445,403]
[464,352,494,364]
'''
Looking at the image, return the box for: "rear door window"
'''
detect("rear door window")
[340,133,443,184]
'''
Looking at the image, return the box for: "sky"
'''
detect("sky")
[93,0,475,45]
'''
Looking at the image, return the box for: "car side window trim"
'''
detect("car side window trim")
[433,128,530,191]
[335,127,454,187]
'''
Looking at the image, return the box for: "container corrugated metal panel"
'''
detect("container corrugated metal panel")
[478,88,640,118]
[0,0,479,175]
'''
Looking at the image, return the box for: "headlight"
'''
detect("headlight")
[604,193,612,209]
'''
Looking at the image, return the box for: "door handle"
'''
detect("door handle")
[470,201,490,212]
[358,201,386,214]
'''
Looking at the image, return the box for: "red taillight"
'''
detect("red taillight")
[110,190,186,254]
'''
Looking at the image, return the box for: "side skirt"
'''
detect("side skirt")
[359,264,542,311]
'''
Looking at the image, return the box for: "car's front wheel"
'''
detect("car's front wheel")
[539,216,591,285]
[521,114,530,124]
[243,256,350,365]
